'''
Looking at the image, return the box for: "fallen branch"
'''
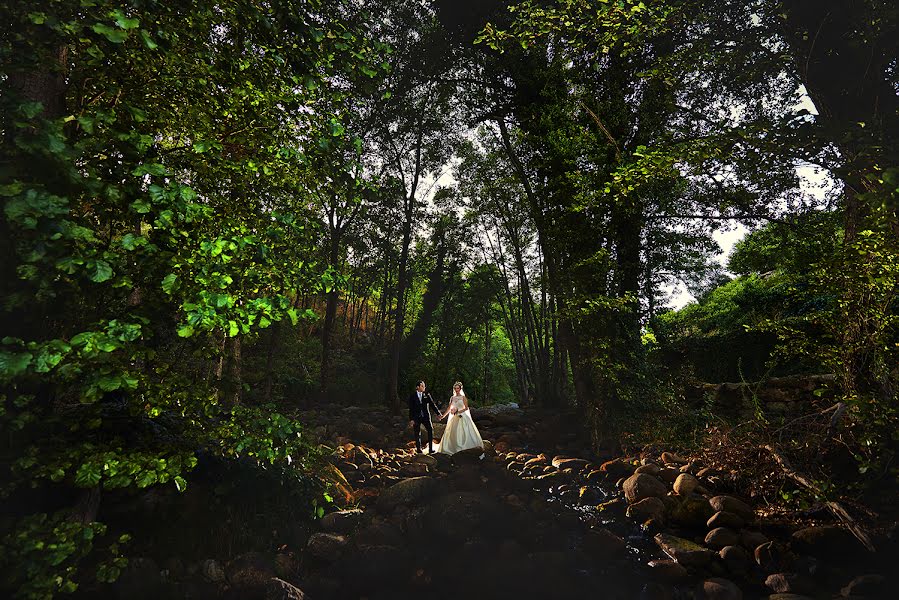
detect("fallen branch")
[761,444,876,552]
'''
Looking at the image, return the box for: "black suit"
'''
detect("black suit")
[408,390,440,452]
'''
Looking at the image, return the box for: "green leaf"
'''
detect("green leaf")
[161,273,178,294]
[92,23,129,43]
[131,199,151,214]
[87,259,114,283]
[0,351,33,378]
[139,29,158,50]
[135,471,158,488]
[177,324,194,338]
[75,463,102,487]
[174,476,187,492]
[112,10,140,30]
[228,321,239,337]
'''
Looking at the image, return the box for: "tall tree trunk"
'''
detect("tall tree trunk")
[320,235,340,397]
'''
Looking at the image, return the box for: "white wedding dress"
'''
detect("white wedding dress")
[436,395,484,454]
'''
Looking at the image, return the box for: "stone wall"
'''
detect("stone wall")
[687,375,835,421]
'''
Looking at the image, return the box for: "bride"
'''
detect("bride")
[436,381,484,455]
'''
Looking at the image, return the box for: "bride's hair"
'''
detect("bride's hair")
[453,381,465,397]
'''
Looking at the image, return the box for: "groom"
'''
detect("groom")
[408,380,440,454]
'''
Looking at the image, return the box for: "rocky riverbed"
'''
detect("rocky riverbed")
[109,404,895,599]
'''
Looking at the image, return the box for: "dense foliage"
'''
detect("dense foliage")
[1,0,897,597]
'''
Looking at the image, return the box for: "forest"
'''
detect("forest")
[1,1,897,599]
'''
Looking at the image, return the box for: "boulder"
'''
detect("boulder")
[636,464,662,476]
[755,541,790,571]
[790,525,862,559]
[452,447,486,465]
[265,577,307,600]
[654,533,715,567]
[840,574,886,597]
[627,497,667,522]
[306,533,348,562]
[673,473,700,495]
[623,473,668,503]
[660,452,688,465]
[411,453,437,467]
[707,511,745,530]
[719,545,751,574]
[670,494,715,527]
[659,467,681,485]
[705,527,740,549]
[320,509,365,535]
[226,552,276,589]
[584,527,627,559]
[601,458,636,479]
[698,578,743,600]
[709,496,754,521]
[647,559,689,581]
[551,456,589,470]
[765,573,815,595]
[376,476,437,512]
[740,530,769,549]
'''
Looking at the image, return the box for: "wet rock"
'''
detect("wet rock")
[623,473,668,503]
[627,497,667,522]
[226,552,276,589]
[659,467,681,485]
[709,496,754,521]
[585,469,605,484]
[411,453,437,467]
[673,473,700,495]
[755,541,790,571]
[636,463,662,476]
[699,577,743,600]
[578,486,604,504]
[740,529,769,549]
[376,476,437,512]
[705,527,740,549]
[670,494,715,527]
[765,573,815,595]
[661,452,688,465]
[201,559,226,583]
[707,511,744,530]
[840,574,886,597]
[790,525,862,559]
[306,533,348,562]
[655,533,715,567]
[552,456,589,470]
[452,447,486,465]
[400,463,428,477]
[265,577,306,600]
[524,454,547,468]
[273,553,300,581]
[320,508,365,534]
[601,458,636,479]
[719,545,751,574]
[647,559,689,581]
[584,527,627,559]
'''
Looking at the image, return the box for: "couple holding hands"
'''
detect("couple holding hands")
[407,380,484,455]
